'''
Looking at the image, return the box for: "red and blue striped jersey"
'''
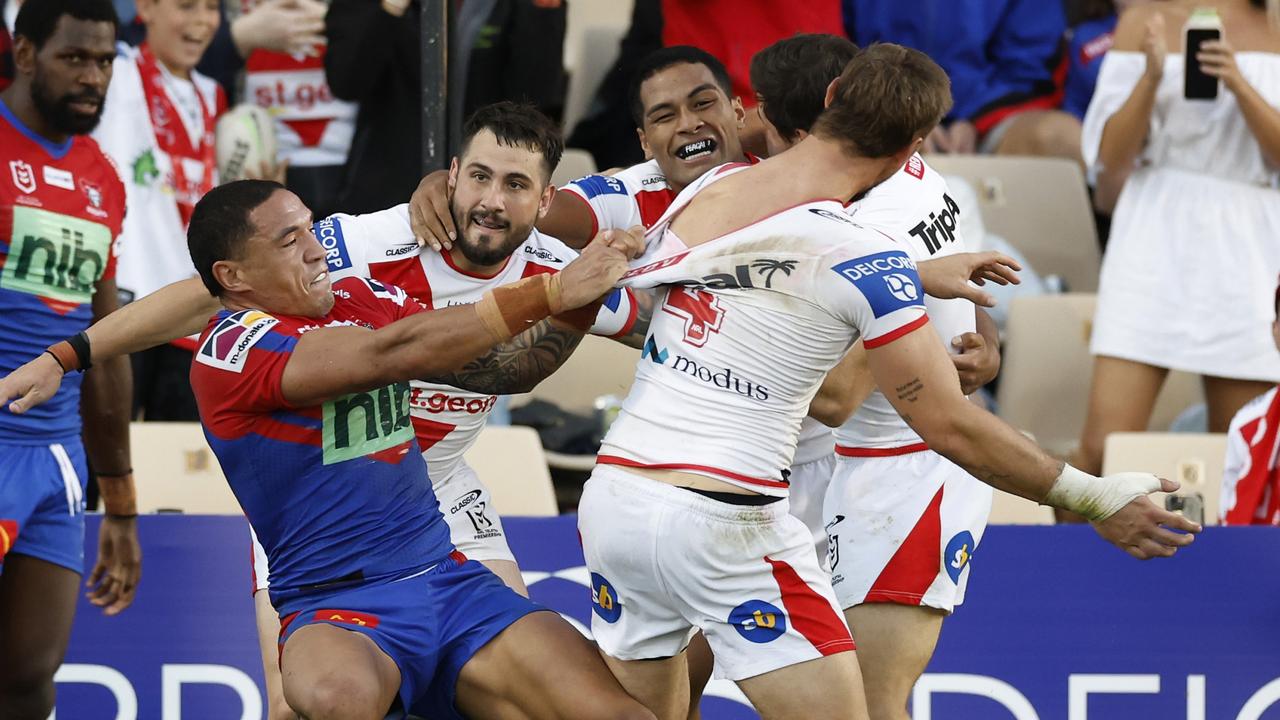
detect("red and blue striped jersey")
[0,100,126,443]
[189,276,453,612]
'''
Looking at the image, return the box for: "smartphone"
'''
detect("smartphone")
[1165,493,1206,526]
[1184,10,1223,100]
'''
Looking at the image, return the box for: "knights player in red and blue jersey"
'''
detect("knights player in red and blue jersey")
[180,179,653,719]
[0,0,140,716]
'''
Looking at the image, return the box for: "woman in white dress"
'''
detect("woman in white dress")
[1077,0,1280,476]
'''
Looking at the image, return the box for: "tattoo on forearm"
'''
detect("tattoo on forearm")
[426,319,583,394]
[895,377,924,403]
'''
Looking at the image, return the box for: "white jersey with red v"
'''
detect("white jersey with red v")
[314,204,637,480]
[603,164,929,494]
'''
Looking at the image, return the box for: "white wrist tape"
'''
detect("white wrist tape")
[1044,464,1163,522]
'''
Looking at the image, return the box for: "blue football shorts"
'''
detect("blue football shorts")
[278,553,544,719]
[0,440,88,573]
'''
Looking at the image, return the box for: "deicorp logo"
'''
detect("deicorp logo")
[831,251,923,318]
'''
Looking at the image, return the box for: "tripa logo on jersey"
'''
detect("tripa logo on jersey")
[729,600,787,643]
[9,160,36,194]
[945,530,976,584]
[590,572,622,623]
[831,251,924,318]
[196,311,279,373]
[907,193,961,255]
[314,216,352,270]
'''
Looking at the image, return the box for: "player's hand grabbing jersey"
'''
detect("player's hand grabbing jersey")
[190,277,453,613]
[313,204,636,479]
[0,105,126,442]
[604,166,928,494]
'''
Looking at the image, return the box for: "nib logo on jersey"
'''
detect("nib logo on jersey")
[831,251,924,317]
[642,335,770,402]
[0,206,112,310]
[322,381,415,465]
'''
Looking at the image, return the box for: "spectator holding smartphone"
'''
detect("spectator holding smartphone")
[1076,0,1280,481]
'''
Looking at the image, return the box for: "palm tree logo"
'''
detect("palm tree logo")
[751,259,798,288]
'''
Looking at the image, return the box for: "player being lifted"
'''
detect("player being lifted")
[578,44,1199,720]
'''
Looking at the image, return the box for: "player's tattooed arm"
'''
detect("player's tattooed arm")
[425,318,584,394]
[609,289,656,349]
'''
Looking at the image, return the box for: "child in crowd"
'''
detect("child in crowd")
[1221,279,1280,525]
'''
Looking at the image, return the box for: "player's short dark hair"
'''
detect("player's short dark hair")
[812,43,952,159]
[188,180,286,297]
[459,101,564,184]
[750,34,857,142]
[630,46,734,127]
[14,0,118,50]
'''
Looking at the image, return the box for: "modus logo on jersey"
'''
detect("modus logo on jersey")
[831,251,924,318]
[195,311,278,373]
[642,336,770,402]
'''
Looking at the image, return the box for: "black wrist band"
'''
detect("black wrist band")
[68,331,92,371]
[44,349,67,372]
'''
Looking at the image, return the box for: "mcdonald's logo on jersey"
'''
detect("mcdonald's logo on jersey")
[729,599,787,643]
[0,520,18,559]
[313,609,381,629]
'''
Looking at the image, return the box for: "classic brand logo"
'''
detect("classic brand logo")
[321,381,414,465]
[0,206,111,306]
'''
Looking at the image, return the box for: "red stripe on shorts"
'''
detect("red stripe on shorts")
[835,442,929,458]
[864,484,944,605]
[764,556,855,656]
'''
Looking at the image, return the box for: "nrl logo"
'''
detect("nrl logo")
[9,160,36,194]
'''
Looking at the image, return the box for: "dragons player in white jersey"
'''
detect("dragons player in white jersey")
[579,44,1200,720]
[750,34,993,720]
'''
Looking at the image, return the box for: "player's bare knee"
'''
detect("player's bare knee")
[286,673,387,720]
[0,670,56,720]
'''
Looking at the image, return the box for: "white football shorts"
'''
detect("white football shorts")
[824,446,993,613]
[786,453,837,571]
[579,464,854,681]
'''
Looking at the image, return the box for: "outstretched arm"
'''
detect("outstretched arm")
[281,232,636,406]
[425,317,585,395]
[0,278,218,414]
[868,323,1200,559]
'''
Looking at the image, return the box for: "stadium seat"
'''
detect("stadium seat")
[561,0,633,135]
[1102,432,1226,525]
[512,334,640,414]
[128,422,239,514]
[996,294,1203,455]
[551,148,598,186]
[988,489,1055,525]
[463,426,558,516]
[923,155,1101,292]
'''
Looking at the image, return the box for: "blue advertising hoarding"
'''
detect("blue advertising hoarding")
[54,517,1280,719]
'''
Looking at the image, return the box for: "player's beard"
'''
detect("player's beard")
[32,66,105,135]
[451,202,531,268]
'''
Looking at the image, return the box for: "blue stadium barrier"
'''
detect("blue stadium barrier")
[56,516,1280,719]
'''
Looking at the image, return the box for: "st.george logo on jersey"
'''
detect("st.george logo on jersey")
[831,250,923,318]
[196,310,279,373]
[662,287,724,346]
